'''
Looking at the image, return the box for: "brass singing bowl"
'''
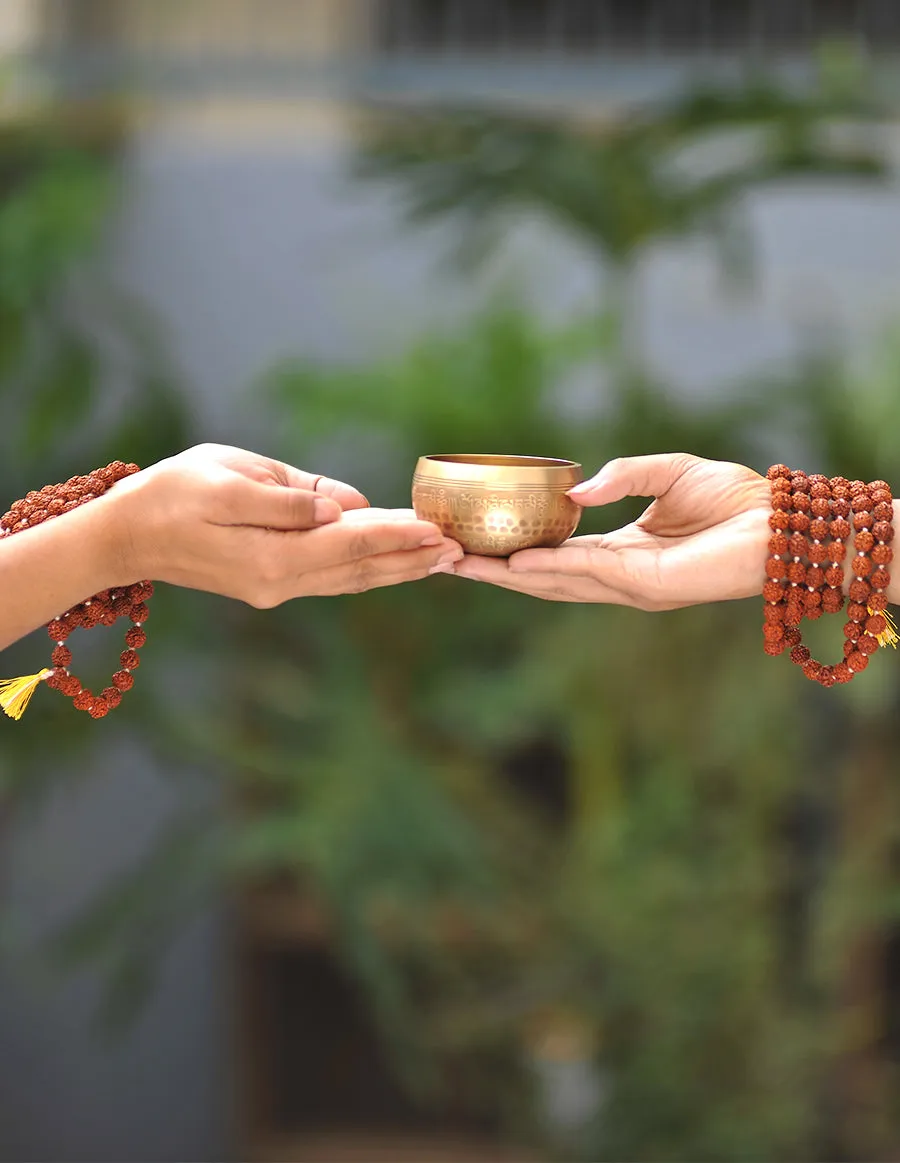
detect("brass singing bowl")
[412,454,583,557]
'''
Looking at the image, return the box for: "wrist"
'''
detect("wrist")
[746,504,773,600]
[94,476,148,587]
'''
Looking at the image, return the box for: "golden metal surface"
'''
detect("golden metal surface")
[412,454,583,557]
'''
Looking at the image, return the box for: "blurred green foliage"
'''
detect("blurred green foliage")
[244,305,900,1161]
[0,105,195,795]
[22,62,900,1163]
[355,54,887,360]
[240,63,900,1159]
[64,302,900,1159]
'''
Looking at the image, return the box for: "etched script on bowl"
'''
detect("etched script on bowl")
[412,454,583,557]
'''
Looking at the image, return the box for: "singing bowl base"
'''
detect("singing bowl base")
[412,454,583,557]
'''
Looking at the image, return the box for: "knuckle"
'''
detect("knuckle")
[550,586,574,602]
[396,568,429,587]
[669,452,699,481]
[215,476,245,519]
[349,530,377,560]
[285,490,316,526]
[255,545,288,589]
[349,560,376,592]
[246,585,281,610]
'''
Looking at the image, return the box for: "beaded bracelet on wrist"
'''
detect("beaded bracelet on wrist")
[764,465,896,686]
[0,462,151,720]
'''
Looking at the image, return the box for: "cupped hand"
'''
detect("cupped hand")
[453,453,771,609]
[106,444,462,605]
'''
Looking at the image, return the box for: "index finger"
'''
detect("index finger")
[274,463,370,511]
[453,554,622,603]
[507,542,627,585]
[311,474,370,512]
[339,506,419,524]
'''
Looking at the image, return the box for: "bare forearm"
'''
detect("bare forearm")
[0,496,123,652]
[889,500,900,608]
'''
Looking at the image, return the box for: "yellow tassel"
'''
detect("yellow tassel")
[868,605,900,649]
[0,669,53,721]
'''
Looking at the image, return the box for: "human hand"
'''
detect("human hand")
[452,453,771,609]
[105,444,462,606]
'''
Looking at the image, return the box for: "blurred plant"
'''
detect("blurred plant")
[0,104,196,798]
[54,63,900,1163]
[64,301,900,1158]
[342,61,900,1157]
[206,305,900,1162]
[355,55,887,365]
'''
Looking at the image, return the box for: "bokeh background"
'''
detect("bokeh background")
[3,2,900,1161]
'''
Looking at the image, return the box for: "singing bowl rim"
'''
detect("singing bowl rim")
[414,453,582,486]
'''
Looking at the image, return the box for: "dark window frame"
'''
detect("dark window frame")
[375,0,900,53]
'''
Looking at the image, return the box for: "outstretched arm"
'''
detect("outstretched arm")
[0,444,462,652]
[0,492,128,652]
[453,454,900,608]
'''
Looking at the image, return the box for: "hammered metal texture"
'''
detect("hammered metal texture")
[412,476,581,556]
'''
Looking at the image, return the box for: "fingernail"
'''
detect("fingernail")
[314,497,340,523]
[421,534,445,546]
[429,562,457,575]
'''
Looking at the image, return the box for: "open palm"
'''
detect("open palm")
[453,454,772,609]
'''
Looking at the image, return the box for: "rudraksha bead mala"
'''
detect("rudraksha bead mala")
[0,462,151,720]
[764,465,897,686]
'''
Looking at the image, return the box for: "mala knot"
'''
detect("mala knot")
[867,605,899,649]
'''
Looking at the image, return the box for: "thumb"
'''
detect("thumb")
[567,453,698,507]
[222,477,342,529]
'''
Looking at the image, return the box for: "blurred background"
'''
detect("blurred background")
[3,2,900,1161]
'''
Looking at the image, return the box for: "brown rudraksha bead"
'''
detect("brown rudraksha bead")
[0,461,150,719]
[763,468,896,686]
